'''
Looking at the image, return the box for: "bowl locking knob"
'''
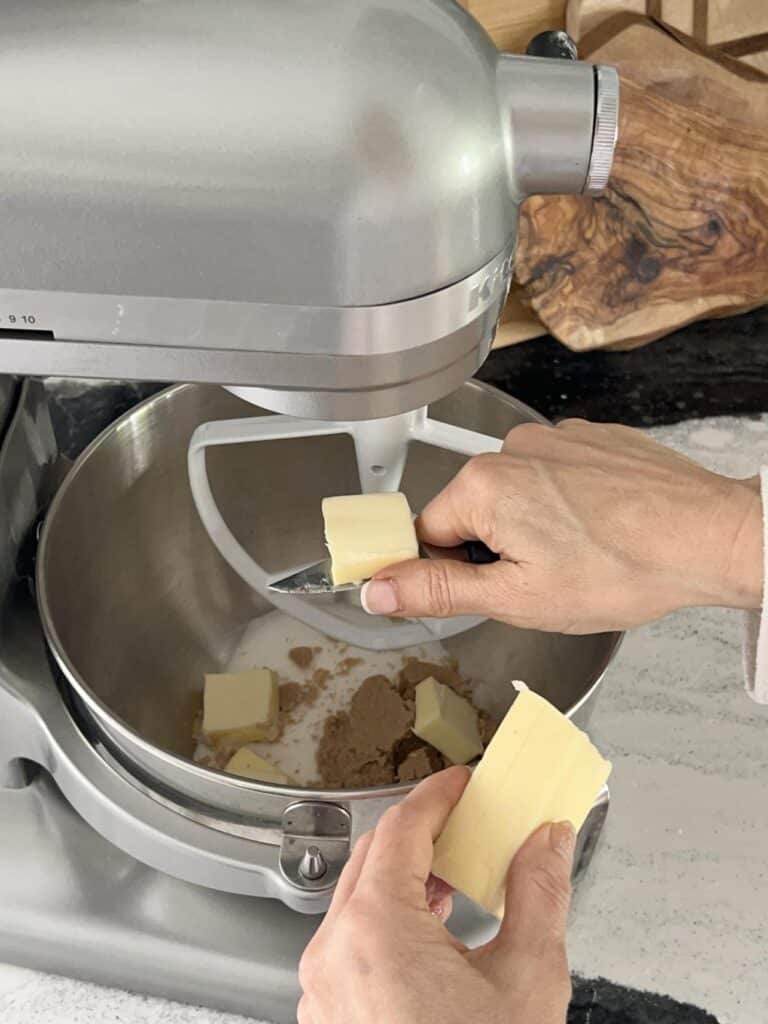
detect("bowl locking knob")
[299,845,328,881]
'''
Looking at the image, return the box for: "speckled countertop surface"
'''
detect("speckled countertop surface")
[567,416,768,1024]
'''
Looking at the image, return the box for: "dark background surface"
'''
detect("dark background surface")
[480,305,768,426]
[569,978,720,1023]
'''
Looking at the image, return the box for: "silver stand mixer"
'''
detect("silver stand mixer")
[0,2,619,1019]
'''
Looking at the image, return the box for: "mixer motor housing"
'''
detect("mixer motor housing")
[0,0,617,419]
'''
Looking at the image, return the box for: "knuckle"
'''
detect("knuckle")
[460,453,498,493]
[459,456,503,543]
[546,960,573,1007]
[335,902,370,938]
[298,945,321,993]
[337,900,391,955]
[296,995,313,1024]
[378,802,404,828]
[502,422,551,450]
[558,958,573,995]
[422,560,455,616]
[482,564,538,625]
[462,454,493,489]
[376,802,414,836]
[526,938,572,1007]
[530,863,572,914]
[354,828,375,852]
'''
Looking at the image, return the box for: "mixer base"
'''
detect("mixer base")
[0,772,497,1023]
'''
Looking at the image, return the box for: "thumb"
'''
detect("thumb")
[360,558,510,619]
[477,822,575,1016]
[493,821,576,968]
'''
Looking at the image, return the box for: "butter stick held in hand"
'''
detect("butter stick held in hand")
[432,685,611,918]
[322,492,418,586]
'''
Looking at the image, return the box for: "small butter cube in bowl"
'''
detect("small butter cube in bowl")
[224,747,292,785]
[202,668,279,749]
[322,492,418,586]
[413,676,483,765]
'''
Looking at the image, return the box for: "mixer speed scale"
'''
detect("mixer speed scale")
[0,1,618,1020]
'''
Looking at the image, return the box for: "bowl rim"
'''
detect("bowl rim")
[36,380,623,807]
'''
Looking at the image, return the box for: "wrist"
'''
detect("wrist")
[715,475,763,610]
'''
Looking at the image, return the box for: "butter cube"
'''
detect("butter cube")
[224,747,291,785]
[432,687,611,918]
[322,492,418,586]
[413,677,483,765]
[202,668,279,748]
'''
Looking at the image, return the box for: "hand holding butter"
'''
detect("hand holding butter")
[268,491,497,596]
[300,687,610,1023]
[299,689,605,1024]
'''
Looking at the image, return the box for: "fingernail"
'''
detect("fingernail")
[549,821,576,859]
[361,579,400,615]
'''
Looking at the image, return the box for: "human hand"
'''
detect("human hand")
[361,419,763,633]
[298,767,576,1024]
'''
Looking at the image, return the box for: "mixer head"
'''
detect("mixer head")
[0,0,617,421]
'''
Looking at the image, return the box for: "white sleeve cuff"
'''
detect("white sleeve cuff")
[744,467,768,704]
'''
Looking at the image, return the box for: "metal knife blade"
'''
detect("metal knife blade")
[267,559,359,595]
[268,540,498,596]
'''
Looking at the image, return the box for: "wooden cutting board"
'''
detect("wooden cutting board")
[512,16,768,351]
[458,0,567,53]
[567,1,768,74]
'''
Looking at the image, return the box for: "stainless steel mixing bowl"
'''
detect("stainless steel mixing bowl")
[36,382,621,836]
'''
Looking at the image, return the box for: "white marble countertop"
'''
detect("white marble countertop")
[1,413,766,1024]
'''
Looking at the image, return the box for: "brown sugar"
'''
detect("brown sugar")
[349,675,411,751]
[391,731,423,767]
[316,675,413,788]
[479,711,500,746]
[392,732,445,776]
[312,667,331,689]
[397,658,470,703]
[302,683,319,706]
[279,680,322,722]
[279,682,303,714]
[397,748,436,783]
[289,646,316,670]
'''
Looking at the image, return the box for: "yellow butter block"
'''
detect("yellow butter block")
[432,687,611,918]
[413,677,483,765]
[224,747,291,785]
[202,668,279,749]
[322,492,418,585]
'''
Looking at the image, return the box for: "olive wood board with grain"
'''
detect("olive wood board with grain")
[512,15,768,351]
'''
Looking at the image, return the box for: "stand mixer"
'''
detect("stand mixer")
[0,1,619,1019]
[0,0,618,647]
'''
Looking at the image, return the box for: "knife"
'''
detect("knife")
[268,540,500,595]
